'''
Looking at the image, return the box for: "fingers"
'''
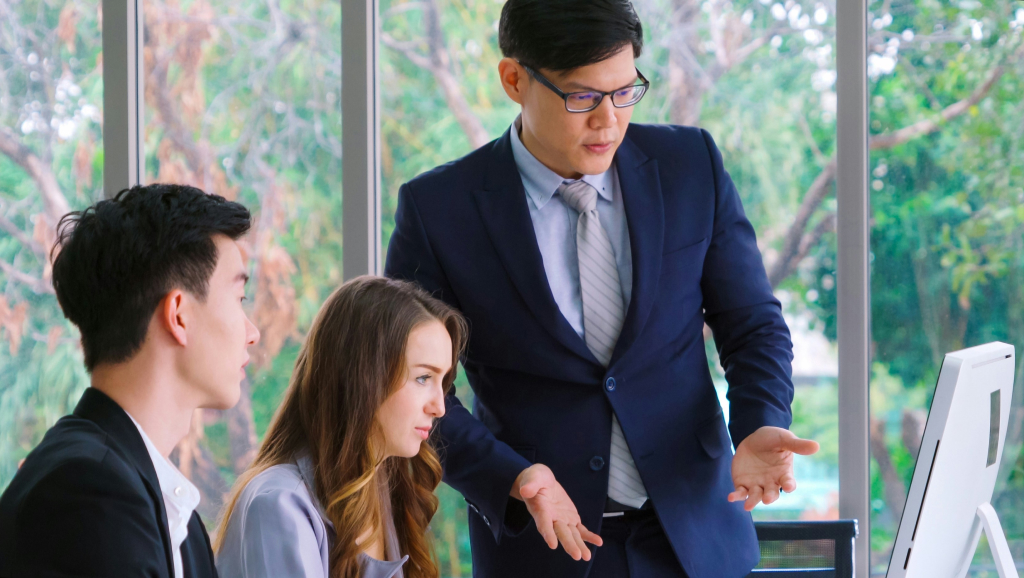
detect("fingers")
[534,512,558,550]
[554,521,582,560]
[744,485,764,511]
[579,525,604,547]
[762,484,781,505]
[516,464,556,501]
[518,479,540,500]
[780,474,797,494]
[533,512,602,561]
[727,486,749,503]
[783,435,821,456]
[569,524,591,561]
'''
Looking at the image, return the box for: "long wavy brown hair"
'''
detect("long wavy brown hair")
[215,276,468,578]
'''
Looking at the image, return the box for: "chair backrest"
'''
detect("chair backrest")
[747,520,859,578]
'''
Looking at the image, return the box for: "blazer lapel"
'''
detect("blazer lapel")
[610,133,665,367]
[472,131,599,365]
[73,388,177,578]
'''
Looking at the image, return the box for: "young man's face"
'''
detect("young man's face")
[515,45,638,179]
[181,235,260,410]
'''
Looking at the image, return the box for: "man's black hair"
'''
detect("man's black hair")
[498,0,644,72]
[51,184,252,371]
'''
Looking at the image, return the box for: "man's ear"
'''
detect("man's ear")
[159,290,189,347]
[498,57,527,105]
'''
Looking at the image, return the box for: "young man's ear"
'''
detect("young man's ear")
[159,290,189,347]
[498,57,528,105]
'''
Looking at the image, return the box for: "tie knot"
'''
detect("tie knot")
[558,180,598,214]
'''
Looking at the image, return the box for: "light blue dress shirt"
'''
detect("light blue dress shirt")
[509,117,633,338]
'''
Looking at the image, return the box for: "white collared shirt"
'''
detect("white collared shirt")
[126,413,201,578]
[509,116,634,338]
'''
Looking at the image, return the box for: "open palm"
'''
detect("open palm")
[728,426,820,511]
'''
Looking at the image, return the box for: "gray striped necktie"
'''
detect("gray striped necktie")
[559,180,648,509]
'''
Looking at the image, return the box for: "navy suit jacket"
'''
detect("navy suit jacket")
[384,123,794,578]
[0,388,218,578]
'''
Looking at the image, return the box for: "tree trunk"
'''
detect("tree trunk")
[901,409,926,461]
[667,0,706,126]
[870,417,907,520]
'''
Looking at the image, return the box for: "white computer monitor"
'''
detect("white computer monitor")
[886,341,1019,578]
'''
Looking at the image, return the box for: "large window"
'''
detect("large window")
[0,0,103,488]
[868,0,1024,574]
[632,0,840,523]
[379,4,515,571]
[141,0,341,519]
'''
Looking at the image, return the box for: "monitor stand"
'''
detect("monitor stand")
[957,503,1020,578]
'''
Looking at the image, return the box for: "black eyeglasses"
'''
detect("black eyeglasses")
[521,64,650,113]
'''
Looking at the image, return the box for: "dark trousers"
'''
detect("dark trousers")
[586,509,689,578]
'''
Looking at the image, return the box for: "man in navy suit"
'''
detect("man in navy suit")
[385,1,819,576]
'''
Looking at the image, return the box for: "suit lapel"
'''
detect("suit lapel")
[610,134,665,367]
[472,131,599,365]
[73,388,177,578]
[181,513,217,578]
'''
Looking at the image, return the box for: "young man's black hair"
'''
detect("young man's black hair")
[0,183,258,578]
[498,0,644,72]
[52,183,251,371]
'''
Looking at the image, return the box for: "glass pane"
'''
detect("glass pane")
[0,0,103,489]
[868,0,1024,574]
[634,0,839,524]
[143,0,341,522]
[380,0,838,573]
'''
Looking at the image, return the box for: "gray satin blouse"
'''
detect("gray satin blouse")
[216,455,408,578]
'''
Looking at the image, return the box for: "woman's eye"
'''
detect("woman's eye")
[416,374,431,385]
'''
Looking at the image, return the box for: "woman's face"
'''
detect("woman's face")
[377,320,452,459]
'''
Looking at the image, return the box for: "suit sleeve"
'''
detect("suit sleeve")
[13,458,167,577]
[698,129,795,447]
[385,182,533,543]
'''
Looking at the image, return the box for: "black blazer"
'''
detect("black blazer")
[0,388,218,578]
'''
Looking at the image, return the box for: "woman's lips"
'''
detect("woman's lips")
[415,427,431,440]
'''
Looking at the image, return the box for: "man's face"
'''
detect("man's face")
[181,235,260,410]
[517,45,638,178]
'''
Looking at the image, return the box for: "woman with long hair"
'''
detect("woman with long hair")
[215,276,468,578]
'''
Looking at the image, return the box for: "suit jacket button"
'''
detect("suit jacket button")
[605,377,616,391]
[590,456,605,471]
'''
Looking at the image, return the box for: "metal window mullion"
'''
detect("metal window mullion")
[342,0,381,280]
[836,0,871,576]
[102,0,144,197]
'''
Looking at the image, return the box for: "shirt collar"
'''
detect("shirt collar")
[509,115,614,210]
[125,413,201,518]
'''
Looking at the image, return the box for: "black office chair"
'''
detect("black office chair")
[747,520,859,578]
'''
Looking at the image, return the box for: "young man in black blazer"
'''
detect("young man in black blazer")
[0,184,260,578]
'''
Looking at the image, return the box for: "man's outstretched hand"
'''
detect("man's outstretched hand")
[728,426,820,511]
[512,464,603,561]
